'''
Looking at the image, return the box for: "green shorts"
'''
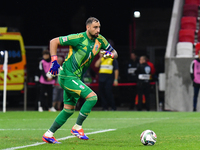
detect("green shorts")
[58,75,93,106]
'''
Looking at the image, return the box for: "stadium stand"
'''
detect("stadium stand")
[176,42,193,57]
[181,17,197,29]
[183,4,198,17]
[197,30,200,42]
[179,29,195,43]
[165,0,200,112]
[185,0,200,6]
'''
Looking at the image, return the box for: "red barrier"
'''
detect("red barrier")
[27,82,156,86]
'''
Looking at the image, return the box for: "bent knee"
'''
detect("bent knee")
[64,104,76,110]
[86,95,98,101]
[86,91,97,99]
[86,95,98,106]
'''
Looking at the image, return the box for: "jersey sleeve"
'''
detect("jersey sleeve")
[97,35,114,52]
[59,33,83,47]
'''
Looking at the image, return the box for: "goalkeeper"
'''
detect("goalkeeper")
[42,17,118,144]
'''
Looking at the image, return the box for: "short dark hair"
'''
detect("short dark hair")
[141,56,147,62]
[42,50,50,55]
[86,17,100,25]
[131,51,137,55]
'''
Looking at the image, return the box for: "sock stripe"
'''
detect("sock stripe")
[86,96,98,101]
[63,108,75,113]
[79,112,87,117]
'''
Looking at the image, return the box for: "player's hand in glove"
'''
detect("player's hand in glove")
[48,55,63,77]
[100,50,114,59]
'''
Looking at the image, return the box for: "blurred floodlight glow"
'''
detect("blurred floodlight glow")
[134,11,140,18]
[0,51,4,55]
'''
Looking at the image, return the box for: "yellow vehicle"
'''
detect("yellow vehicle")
[0,27,26,91]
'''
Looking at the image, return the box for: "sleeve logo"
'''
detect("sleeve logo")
[79,85,85,89]
[62,37,68,42]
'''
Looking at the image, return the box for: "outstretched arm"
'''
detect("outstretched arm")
[112,50,118,59]
[49,37,60,56]
[48,37,62,76]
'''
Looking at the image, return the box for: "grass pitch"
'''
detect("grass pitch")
[0,111,200,150]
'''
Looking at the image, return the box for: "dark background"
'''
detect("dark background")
[0,0,174,47]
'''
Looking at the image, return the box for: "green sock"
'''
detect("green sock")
[49,108,75,133]
[76,96,97,125]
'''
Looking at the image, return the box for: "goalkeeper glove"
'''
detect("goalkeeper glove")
[100,50,114,59]
[48,55,63,77]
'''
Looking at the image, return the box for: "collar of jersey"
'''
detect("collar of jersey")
[84,31,96,42]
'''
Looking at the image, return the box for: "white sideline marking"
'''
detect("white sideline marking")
[0,128,97,131]
[0,117,171,120]
[2,129,116,150]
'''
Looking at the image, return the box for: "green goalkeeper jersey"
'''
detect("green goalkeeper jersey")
[59,31,112,79]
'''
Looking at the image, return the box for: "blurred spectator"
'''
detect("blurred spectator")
[146,55,156,80]
[127,51,139,82]
[126,51,139,110]
[52,56,63,111]
[95,51,119,111]
[135,56,151,111]
[190,50,200,112]
[38,50,56,112]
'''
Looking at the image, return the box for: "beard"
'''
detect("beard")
[88,31,99,38]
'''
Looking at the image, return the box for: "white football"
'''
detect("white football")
[140,130,157,146]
